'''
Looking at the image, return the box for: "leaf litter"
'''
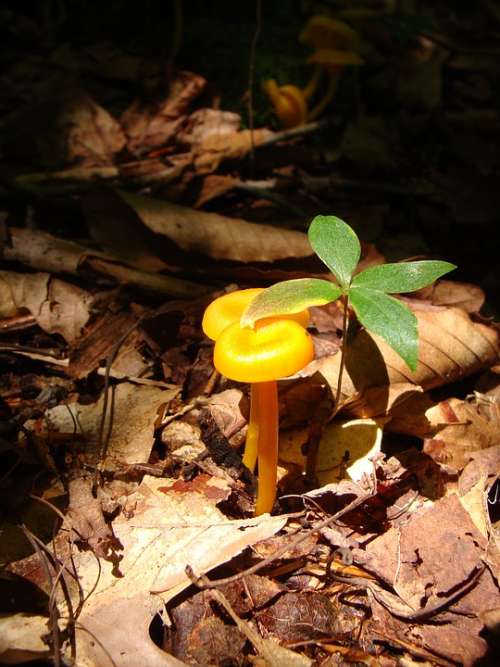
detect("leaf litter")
[1,3,500,666]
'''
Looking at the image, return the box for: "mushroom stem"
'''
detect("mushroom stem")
[308,68,341,120]
[302,63,322,100]
[254,381,279,515]
[242,384,259,472]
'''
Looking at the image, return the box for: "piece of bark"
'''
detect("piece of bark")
[68,310,142,379]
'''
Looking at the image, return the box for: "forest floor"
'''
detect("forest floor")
[1,2,499,665]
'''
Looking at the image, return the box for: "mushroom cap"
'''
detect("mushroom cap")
[263,80,308,128]
[308,48,364,68]
[202,289,310,341]
[214,318,314,383]
[300,15,361,52]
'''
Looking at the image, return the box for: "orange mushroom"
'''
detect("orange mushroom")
[301,15,364,121]
[202,289,313,515]
[262,80,308,129]
[307,48,364,120]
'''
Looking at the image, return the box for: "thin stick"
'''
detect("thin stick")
[248,0,262,169]
[186,489,372,588]
[333,294,349,415]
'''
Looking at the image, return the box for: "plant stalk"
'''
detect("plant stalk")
[334,293,349,415]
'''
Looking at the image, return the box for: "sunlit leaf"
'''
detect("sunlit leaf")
[240,278,341,327]
[350,286,418,370]
[352,260,456,293]
[308,215,360,288]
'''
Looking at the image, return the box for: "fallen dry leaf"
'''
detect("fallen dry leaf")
[424,397,500,472]
[192,127,273,173]
[427,279,485,313]
[209,588,312,667]
[362,494,488,609]
[69,476,287,666]
[117,190,313,263]
[121,70,206,156]
[279,418,382,486]
[0,614,50,664]
[0,270,94,343]
[308,303,499,413]
[194,174,241,208]
[27,383,179,468]
[177,108,241,147]
[3,227,208,298]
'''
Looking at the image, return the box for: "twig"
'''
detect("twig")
[258,119,329,148]
[331,562,486,622]
[22,526,62,666]
[185,489,373,588]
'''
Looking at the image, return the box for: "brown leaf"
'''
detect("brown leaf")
[0,270,94,343]
[70,477,287,666]
[259,592,358,643]
[170,594,246,665]
[117,190,313,263]
[3,227,208,298]
[28,384,179,468]
[428,279,485,313]
[363,494,487,610]
[424,398,500,472]
[308,304,499,414]
[68,310,146,379]
[121,70,206,155]
[207,389,247,446]
[194,174,241,208]
[177,108,241,147]
[67,478,116,558]
[193,127,273,173]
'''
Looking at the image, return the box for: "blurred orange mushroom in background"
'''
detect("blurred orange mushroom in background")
[202,289,313,515]
[264,14,363,128]
[262,80,308,129]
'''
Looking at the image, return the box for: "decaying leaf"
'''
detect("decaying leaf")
[26,383,179,468]
[0,270,94,343]
[428,279,485,313]
[117,190,313,263]
[3,227,208,298]
[209,588,312,667]
[308,304,499,412]
[70,476,287,666]
[424,397,500,472]
[121,70,206,155]
[363,494,488,610]
[177,108,241,147]
[0,614,50,665]
[279,418,382,485]
[192,127,273,173]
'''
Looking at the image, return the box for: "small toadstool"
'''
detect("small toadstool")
[262,80,308,129]
[307,48,364,120]
[300,15,364,120]
[202,289,313,515]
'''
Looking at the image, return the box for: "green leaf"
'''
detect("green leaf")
[308,215,361,288]
[349,286,419,371]
[240,278,342,327]
[352,260,456,293]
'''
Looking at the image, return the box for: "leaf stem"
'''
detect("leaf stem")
[334,293,349,415]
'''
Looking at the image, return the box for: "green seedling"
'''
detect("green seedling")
[241,214,456,412]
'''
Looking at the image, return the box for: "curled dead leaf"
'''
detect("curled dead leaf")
[117,190,313,263]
